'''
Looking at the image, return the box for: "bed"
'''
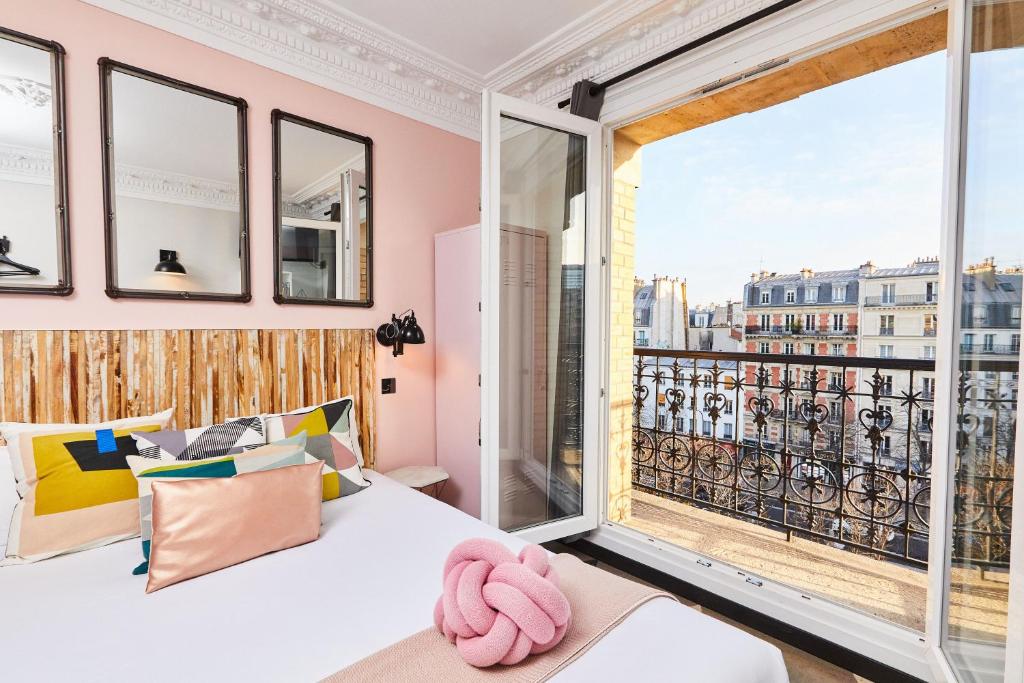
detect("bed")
[0,471,788,682]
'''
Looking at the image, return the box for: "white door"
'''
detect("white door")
[927,2,1024,681]
[480,90,604,543]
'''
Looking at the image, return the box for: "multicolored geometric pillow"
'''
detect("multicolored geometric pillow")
[131,416,265,460]
[0,409,173,565]
[125,432,308,575]
[263,397,369,499]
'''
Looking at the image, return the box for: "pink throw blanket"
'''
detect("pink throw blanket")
[324,552,675,682]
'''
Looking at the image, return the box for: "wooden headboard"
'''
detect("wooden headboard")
[0,329,376,469]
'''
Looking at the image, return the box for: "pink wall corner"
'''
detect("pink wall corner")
[2,0,481,473]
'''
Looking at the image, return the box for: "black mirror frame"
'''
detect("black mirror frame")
[98,58,251,302]
[0,26,72,296]
[271,109,373,308]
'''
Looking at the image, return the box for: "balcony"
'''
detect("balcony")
[744,325,858,337]
[864,294,938,306]
[628,347,1015,634]
[961,343,1020,355]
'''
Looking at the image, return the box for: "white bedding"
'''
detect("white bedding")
[0,471,788,682]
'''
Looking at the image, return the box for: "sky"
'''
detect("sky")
[634,50,948,305]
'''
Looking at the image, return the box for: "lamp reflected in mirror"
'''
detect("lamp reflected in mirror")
[154,249,186,275]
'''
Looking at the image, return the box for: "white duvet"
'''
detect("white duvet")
[0,471,788,682]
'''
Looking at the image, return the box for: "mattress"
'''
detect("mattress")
[0,471,788,682]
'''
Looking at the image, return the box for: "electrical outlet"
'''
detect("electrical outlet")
[381,378,396,394]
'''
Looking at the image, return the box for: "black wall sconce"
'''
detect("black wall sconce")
[376,309,425,357]
[154,249,186,275]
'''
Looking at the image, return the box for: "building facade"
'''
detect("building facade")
[741,267,862,455]
[633,275,689,349]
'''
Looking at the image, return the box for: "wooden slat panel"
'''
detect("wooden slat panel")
[0,329,376,469]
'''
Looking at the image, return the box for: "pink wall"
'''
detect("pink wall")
[3,0,481,472]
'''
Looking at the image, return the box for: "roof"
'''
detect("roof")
[752,269,859,286]
[866,262,940,278]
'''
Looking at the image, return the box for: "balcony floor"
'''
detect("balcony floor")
[624,490,1008,639]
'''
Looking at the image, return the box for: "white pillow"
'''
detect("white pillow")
[0,447,15,552]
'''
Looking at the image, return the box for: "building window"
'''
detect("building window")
[924,314,937,336]
[964,332,975,351]
[657,414,667,430]
[784,314,796,331]
[829,400,842,424]
[759,341,770,354]
[880,314,894,335]
[832,284,847,303]
[983,334,995,352]
[674,416,685,433]
[760,313,770,329]
[881,374,893,396]
[703,375,712,388]
[922,377,936,398]
[805,314,816,331]
[635,331,648,346]
[785,289,796,303]
[879,345,894,359]
[926,281,938,302]
[805,286,818,303]
[1012,334,1021,352]
[974,305,989,326]
[804,343,815,355]
[724,399,734,415]
[723,423,734,440]
[881,283,895,303]
[920,408,933,432]
[880,436,892,458]
[761,291,770,304]
[702,420,712,437]
[1013,306,1021,326]
[831,343,843,356]
[784,342,794,355]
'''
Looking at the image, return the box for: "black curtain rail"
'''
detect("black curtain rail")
[558,0,804,109]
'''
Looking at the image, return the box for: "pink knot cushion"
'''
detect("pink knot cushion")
[433,538,571,668]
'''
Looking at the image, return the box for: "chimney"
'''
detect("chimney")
[800,267,813,279]
[859,261,876,276]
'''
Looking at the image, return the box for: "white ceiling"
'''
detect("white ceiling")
[83,0,771,138]
[322,0,607,77]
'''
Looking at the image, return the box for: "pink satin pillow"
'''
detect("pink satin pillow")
[146,461,324,593]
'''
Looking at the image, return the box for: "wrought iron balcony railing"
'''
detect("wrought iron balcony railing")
[961,343,1020,355]
[864,294,939,306]
[632,348,1015,569]
[744,325,859,337]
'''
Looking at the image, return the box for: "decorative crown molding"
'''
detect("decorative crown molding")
[0,76,52,108]
[0,144,54,186]
[83,0,483,138]
[0,144,239,209]
[82,0,772,138]
[491,0,777,106]
[115,163,240,210]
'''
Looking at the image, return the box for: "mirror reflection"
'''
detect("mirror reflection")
[0,29,70,294]
[275,112,371,306]
[101,61,249,301]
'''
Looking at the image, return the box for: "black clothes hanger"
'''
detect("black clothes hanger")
[0,236,41,276]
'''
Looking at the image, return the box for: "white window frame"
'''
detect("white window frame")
[587,2,1024,681]
[806,286,818,303]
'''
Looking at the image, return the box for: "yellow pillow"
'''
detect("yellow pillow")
[1,409,173,564]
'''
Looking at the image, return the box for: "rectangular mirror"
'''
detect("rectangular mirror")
[99,59,249,301]
[273,110,372,307]
[0,26,71,295]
